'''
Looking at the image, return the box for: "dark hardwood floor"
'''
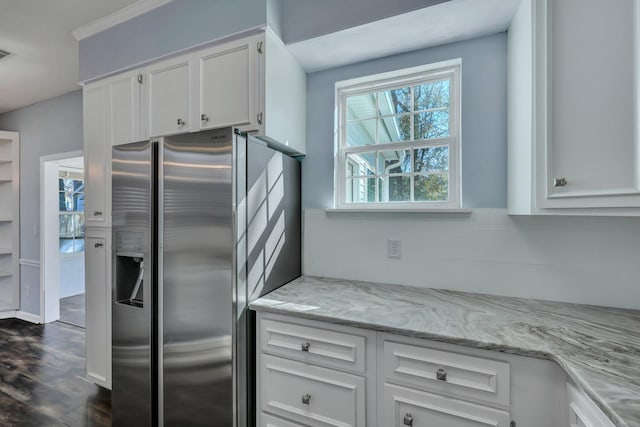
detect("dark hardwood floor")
[0,318,110,426]
[59,294,86,329]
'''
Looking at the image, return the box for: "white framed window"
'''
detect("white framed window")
[334,59,461,209]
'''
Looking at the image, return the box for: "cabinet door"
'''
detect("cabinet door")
[384,384,511,427]
[83,83,111,227]
[106,71,143,145]
[536,0,640,208]
[85,228,112,389]
[147,56,192,137]
[198,36,259,130]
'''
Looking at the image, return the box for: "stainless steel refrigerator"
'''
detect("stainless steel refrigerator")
[111,127,301,426]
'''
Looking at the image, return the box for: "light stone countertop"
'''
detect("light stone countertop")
[250,276,640,427]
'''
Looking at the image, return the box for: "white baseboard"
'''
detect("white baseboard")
[16,311,42,324]
[0,310,42,323]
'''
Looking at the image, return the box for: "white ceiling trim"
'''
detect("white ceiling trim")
[72,0,174,41]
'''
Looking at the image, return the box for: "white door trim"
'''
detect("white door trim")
[39,150,83,324]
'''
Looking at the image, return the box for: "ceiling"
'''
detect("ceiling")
[288,0,520,73]
[0,0,139,114]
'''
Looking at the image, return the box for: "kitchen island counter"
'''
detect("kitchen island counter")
[250,276,640,427]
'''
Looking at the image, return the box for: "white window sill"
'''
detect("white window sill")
[325,208,472,217]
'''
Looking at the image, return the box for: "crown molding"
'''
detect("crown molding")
[72,0,174,41]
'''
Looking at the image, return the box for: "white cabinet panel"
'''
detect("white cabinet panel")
[567,383,615,427]
[383,339,510,406]
[85,228,112,389]
[147,57,192,137]
[260,317,367,373]
[106,71,143,146]
[83,83,110,227]
[260,355,366,427]
[199,36,259,130]
[260,413,305,427]
[384,383,511,427]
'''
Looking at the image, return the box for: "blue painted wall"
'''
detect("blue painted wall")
[79,0,267,81]
[303,33,508,209]
[0,90,84,315]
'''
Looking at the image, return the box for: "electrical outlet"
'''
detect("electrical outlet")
[387,239,402,259]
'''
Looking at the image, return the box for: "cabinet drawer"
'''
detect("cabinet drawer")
[383,339,510,406]
[384,383,511,427]
[260,412,305,427]
[567,383,615,427]
[260,355,366,427]
[260,318,366,372]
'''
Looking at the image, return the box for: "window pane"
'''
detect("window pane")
[414,111,449,140]
[380,176,411,202]
[59,214,74,237]
[377,115,410,143]
[74,180,84,192]
[377,150,411,175]
[74,192,85,212]
[59,238,74,254]
[347,93,377,120]
[346,178,376,203]
[74,213,85,237]
[346,152,376,177]
[414,79,450,111]
[74,238,85,253]
[415,174,448,201]
[414,146,449,173]
[347,119,376,147]
[377,87,411,115]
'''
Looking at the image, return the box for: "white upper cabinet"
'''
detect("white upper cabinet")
[508,0,640,215]
[146,56,193,137]
[106,70,144,145]
[83,82,111,227]
[198,35,260,130]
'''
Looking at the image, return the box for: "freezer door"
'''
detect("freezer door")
[112,140,156,427]
[160,128,234,426]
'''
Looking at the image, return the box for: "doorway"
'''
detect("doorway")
[40,151,85,327]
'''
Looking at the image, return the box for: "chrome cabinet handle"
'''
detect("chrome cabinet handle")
[94,243,103,248]
[301,393,311,405]
[554,177,567,187]
[436,368,447,381]
[404,413,413,426]
[301,342,310,352]
[93,210,103,216]
[177,118,186,126]
[201,114,209,122]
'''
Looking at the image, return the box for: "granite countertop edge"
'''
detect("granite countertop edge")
[249,276,639,427]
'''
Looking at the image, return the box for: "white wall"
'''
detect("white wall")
[303,209,640,309]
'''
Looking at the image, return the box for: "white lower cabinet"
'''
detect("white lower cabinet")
[85,228,112,389]
[384,383,511,427]
[257,313,590,427]
[260,355,366,427]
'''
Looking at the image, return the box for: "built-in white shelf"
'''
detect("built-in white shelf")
[0,131,19,313]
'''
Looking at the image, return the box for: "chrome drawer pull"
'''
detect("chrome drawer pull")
[404,413,413,426]
[93,210,103,216]
[94,243,103,248]
[554,177,567,187]
[301,393,311,405]
[177,118,186,126]
[436,368,447,381]
[301,342,310,352]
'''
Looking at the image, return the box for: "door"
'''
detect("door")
[83,83,110,227]
[111,140,155,426]
[107,71,143,146]
[161,128,234,426]
[147,56,192,137]
[85,228,111,388]
[199,36,259,130]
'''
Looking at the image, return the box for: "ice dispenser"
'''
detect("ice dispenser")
[115,231,146,308]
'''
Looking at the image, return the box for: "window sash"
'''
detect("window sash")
[335,61,460,209]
